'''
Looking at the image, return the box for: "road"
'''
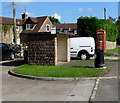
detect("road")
[95,79,118,102]
[0,58,119,102]
[95,61,119,102]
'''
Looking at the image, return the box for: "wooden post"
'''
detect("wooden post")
[13,2,17,44]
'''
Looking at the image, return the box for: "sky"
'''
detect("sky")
[1,1,119,23]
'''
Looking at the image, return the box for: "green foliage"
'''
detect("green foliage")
[1,24,12,33]
[77,17,98,38]
[101,20,118,42]
[116,17,120,44]
[0,24,12,42]
[77,17,118,42]
[49,16,60,24]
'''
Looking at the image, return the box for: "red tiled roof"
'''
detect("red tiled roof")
[33,16,47,32]
[0,17,23,25]
[29,17,38,23]
[55,23,77,30]
[22,16,48,33]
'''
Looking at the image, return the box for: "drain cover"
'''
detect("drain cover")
[70,94,75,96]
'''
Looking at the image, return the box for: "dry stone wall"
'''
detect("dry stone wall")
[106,41,116,50]
[26,33,56,65]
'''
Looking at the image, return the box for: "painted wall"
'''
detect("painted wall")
[39,17,53,32]
[57,35,70,62]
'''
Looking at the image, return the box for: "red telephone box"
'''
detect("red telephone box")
[96,29,106,53]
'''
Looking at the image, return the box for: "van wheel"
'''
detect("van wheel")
[10,53,15,60]
[78,52,90,60]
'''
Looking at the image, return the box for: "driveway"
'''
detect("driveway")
[1,59,95,102]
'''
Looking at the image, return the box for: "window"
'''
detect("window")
[16,26,19,31]
[46,24,50,32]
[74,30,77,34]
[64,30,68,33]
[26,24,33,30]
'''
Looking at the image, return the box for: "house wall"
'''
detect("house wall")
[16,26,23,39]
[57,35,70,62]
[39,17,53,32]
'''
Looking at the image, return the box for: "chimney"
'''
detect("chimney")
[22,13,28,21]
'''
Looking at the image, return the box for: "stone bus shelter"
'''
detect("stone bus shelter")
[20,32,70,65]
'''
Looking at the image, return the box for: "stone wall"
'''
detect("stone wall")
[1,26,13,44]
[21,32,70,65]
[1,25,22,44]
[106,41,116,50]
[25,33,57,65]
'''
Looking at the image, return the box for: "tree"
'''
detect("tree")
[107,16,116,23]
[77,16,118,42]
[116,16,120,45]
[49,16,60,24]
[77,17,99,38]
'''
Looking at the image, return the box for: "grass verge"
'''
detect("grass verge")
[12,64,106,78]
[104,48,119,56]
[72,59,120,62]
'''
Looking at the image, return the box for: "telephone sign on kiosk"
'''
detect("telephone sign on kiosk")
[96,29,106,53]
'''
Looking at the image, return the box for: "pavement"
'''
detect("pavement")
[0,57,119,102]
[1,59,95,102]
[104,56,119,60]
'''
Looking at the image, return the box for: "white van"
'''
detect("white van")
[70,37,95,60]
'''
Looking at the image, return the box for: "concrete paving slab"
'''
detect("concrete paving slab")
[2,74,95,101]
[65,80,95,101]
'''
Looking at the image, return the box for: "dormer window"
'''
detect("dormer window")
[46,24,50,32]
[26,24,33,30]
[64,29,68,33]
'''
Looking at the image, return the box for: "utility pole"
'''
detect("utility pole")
[13,2,17,44]
[104,8,106,20]
[25,6,26,13]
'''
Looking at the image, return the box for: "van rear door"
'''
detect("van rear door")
[70,38,79,57]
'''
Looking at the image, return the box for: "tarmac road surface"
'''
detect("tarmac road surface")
[95,79,118,102]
